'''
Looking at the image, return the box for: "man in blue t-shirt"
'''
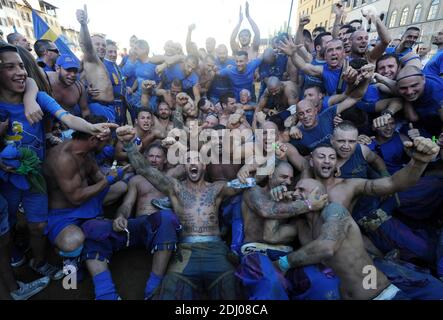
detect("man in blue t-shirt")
[423,29,443,77]
[208,45,235,104]
[218,50,262,102]
[258,48,288,98]
[290,71,372,155]
[396,65,443,136]
[161,55,200,104]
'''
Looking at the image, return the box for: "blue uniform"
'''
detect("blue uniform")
[302,58,326,96]
[208,58,235,104]
[423,50,443,77]
[219,58,262,102]
[369,133,443,220]
[162,63,199,99]
[103,59,126,125]
[290,105,337,156]
[121,58,137,88]
[411,75,443,136]
[128,61,160,111]
[0,92,63,226]
[258,54,288,98]
[322,64,346,96]
[340,144,435,263]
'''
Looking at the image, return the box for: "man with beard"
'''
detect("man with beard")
[46,55,89,117]
[230,1,261,60]
[81,142,183,300]
[256,77,298,116]
[237,161,334,300]
[116,125,246,299]
[423,29,443,77]
[153,102,174,137]
[272,139,443,299]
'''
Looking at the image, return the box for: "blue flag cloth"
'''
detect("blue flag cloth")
[32,10,80,65]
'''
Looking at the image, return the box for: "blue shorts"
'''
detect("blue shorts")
[0,181,48,226]
[89,102,116,123]
[0,194,9,237]
[45,187,109,244]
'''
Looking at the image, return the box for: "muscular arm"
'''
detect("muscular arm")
[246,10,261,52]
[78,83,90,117]
[78,18,98,63]
[116,179,138,219]
[361,145,389,176]
[284,82,299,106]
[263,219,298,245]
[173,105,185,129]
[286,203,350,267]
[230,18,242,54]
[256,90,269,112]
[123,142,178,196]
[244,187,311,219]
[290,52,323,77]
[367,16,391,63]
[336,76,371,114]
[52,154,108,206]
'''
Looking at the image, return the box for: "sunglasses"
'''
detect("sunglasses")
[48,48,60,54]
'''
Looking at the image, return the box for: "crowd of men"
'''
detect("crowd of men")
[1,2,443,300]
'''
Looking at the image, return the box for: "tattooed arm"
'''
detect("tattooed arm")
[263,219,298,245]
[122,140,178,196]
[353,137,439,197]
[244,187,316,219]
[285,203,350,267]
[173,104,185,130]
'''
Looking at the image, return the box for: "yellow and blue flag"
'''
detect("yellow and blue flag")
[32,10,80,64]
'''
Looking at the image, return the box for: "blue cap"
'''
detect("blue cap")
[56,55,80,70]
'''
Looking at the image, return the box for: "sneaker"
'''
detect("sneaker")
[10,247,26,268]
[29,259,64,281]
[10,277,50,300]
[151,197,172,210]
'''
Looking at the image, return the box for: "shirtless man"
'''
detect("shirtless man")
[43,115,125,277]
[76,6,115,122]
[230,1,261,60]
[153,102,174,137]
[46,55,89,117]
[81,142,182,300]
[116,125,244,299]
[238,161,330,300]
[272,138,440,299]
[256,76,298,114]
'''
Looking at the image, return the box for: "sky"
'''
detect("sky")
[49,0,298,54]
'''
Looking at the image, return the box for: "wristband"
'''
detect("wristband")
[278,255,291,273]
[106,168,124,185]
[381,110,393,117]
[106,175,116,185]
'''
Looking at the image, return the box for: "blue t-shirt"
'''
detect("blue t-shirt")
[104,59,125,99]
[423,50,443,77]
[208,58,235,102]
[355,84,380,114]
[322,64,346,96]
[258,54,288,98]
[162,64,199,91]
[290,105,337,155]
[302,58,326,94]
[1,92,63,160]
[121,58,137,88]
[219,58,262,101]
[413,75,443,118]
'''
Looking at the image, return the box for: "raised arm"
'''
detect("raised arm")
[245,1,261,51]
[365,13,391,63]
[295,15,311,45]
[279,38,323,77]
[116,126,178,196]
[331,4,345,39]
[186,24,199,57]
[354,137,439,197]
[76,6,99,63]
[230,5,243,54]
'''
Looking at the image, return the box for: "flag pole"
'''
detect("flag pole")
[287,0,295,34]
